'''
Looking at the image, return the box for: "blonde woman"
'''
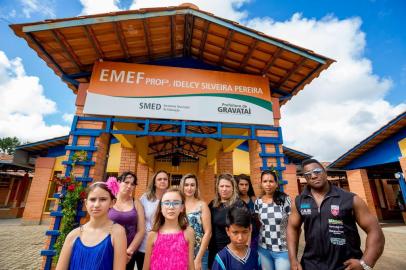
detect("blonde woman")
[135,170,169,270]
[180,174,212,270]
[207,173,246,268]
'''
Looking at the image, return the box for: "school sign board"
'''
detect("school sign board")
[84,61,273,125]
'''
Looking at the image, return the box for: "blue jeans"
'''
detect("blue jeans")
[258,246,290,270]
[195,249,209,270]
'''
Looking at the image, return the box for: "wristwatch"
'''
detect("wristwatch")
[360,259,373,270]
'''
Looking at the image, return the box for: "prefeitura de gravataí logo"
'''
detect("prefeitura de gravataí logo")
[217,103,252,115]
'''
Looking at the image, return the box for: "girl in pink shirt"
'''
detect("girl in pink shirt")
[143,187,195,270]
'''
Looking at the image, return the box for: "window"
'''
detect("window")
[171,174,182,187]
[0,176,11,189]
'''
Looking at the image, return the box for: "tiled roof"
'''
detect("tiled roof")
[10,4,333,105]
[329,111,406,169]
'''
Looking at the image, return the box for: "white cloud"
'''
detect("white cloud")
[20,0,56,18]
[79,0,250,20]
[0,51,69,142]
[129,0,249,21]
[79,0,122,15]
[247,14,406,161]
[62,113,74,124]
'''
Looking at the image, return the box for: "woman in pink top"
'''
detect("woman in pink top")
[143,187,195,270]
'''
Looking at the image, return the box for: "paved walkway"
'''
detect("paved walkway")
[0,219,405,269]
[0,219,47,270]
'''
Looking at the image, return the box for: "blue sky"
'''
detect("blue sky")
[252,0,406,105]
[0,0,405,160]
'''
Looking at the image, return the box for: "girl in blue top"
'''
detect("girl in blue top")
[56,182,127,270]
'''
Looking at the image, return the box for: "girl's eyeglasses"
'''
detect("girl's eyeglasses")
[303,168,324,179]
[161,200,183,208]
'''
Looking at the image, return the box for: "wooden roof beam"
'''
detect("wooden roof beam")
[182,138,207,150]
[26,32,80,87]
[199,21,210,59]
[152,124,163,132]
[149,138,176,147]
[51,30,82,71]
[272,88,291,97]
[290,63,323,96]
[170,16,176,57]
[114,21,130,60]
[239,40,258,71]
[157,141,171,153]
[26,32,64,75]
[262,48,282,75]
[152,148,204,158]
[83,25,104,59]
[142,19,153,60]
[183,14,194,57]
[274,57,307,89]
[218,30,234,66]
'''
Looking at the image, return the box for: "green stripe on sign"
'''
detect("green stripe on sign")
[114,93,273,111]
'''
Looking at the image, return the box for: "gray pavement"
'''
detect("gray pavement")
[0,219,405,269]
[0,219,47,270]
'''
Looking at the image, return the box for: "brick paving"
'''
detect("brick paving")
[0,219,47,270]
[0,219,405,269]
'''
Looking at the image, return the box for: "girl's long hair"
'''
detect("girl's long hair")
[179,173,200,199]
[212,173,239,208]
[145,170,169,201]
[260,170,287,206]
[151,187,188,232]
[236,174,256,197]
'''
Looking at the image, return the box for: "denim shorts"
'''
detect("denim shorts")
[258,246,290,270]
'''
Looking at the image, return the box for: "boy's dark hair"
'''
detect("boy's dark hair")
[226,206,251,228]
[301,159,325,170]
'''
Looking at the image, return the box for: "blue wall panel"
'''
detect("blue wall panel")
[46,145,66,157]
[344,128,406,170]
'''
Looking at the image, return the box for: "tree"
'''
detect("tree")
[0,137,21,154]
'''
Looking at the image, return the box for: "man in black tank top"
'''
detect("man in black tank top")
[287,159,385,270]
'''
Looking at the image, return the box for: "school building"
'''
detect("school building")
[329,112,406,223]
[6,3,404,269]
[1,136,311,222]
[0,153,33,219]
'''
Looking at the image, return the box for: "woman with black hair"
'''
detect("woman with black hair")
[254,170,291,270]
[236,174,256,210]
[236,174,259,253]
[108,171,146,270]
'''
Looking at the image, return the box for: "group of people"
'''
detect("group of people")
[55,159,385,270]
